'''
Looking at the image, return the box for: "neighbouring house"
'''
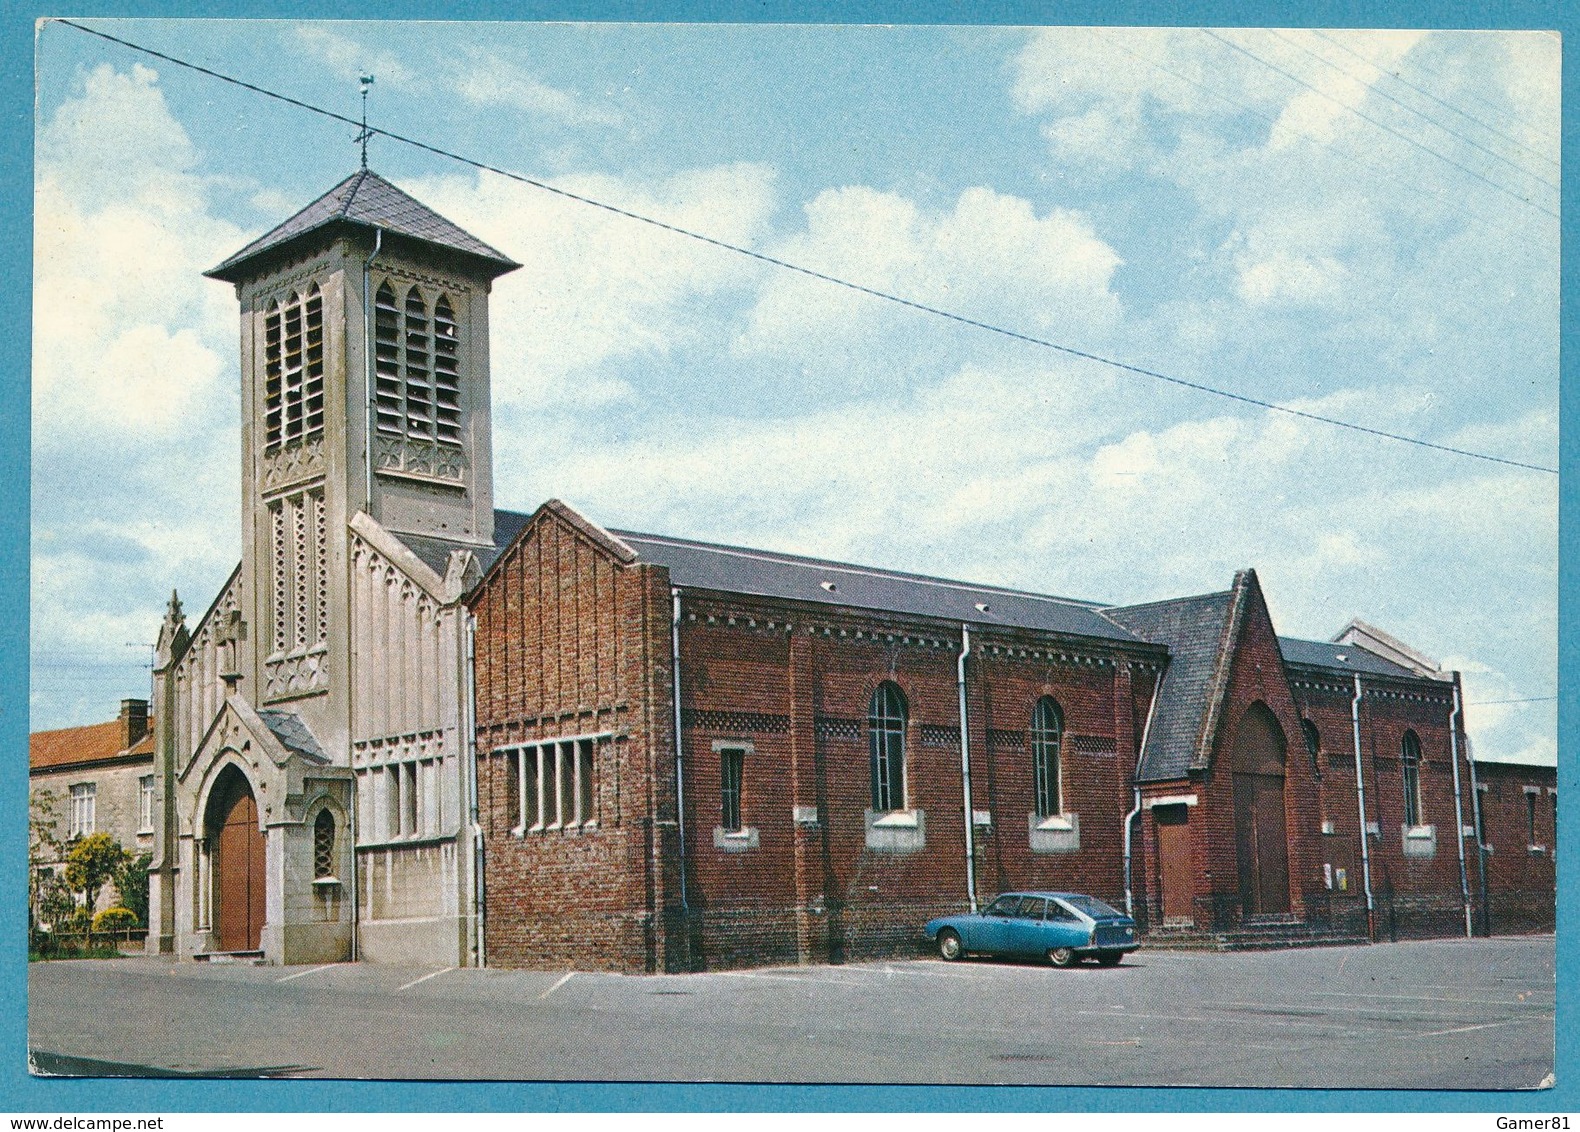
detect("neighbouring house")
[30,698,157,914]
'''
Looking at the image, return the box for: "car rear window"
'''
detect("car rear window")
[1060,895,1123,919]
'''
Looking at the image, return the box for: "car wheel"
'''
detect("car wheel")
[1047,947,1078,968]
[1095,951,1122,967]
[937,930,963,961]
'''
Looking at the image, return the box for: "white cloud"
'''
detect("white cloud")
[403,162,777,405]
[293,26,416,86]
[450,49,623,128]
[734,184,1124,374]
[33,63,246,726]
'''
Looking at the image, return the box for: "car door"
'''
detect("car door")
[1002,896,1048,955]
[973,894,1021,953]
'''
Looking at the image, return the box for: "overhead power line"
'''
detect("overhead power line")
[1268,30,1558,196]
[1106,37,1533,245]
[1310,29,1560,172]
[1466,695,1557,707]
[1203,30,1559,221]
[51,19,1558,477]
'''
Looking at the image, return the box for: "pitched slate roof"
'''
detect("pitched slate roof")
[481,506,1143,642]
[256,709,328,764]
[614,528,1145,643]
[207,169,520,282]
[1105,590,1237,782]
[1278,636,1432,680]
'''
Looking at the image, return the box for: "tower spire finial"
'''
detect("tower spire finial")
[357,73,375,170]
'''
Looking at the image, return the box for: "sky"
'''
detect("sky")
[30,20,1559,767]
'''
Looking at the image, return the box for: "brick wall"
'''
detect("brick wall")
[471,506,677,972]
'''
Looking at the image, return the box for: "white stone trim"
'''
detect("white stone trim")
[1143,794,1198,808]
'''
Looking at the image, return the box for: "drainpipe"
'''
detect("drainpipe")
[670,589,690,925]
[957,624,977,913]
[1448,676,1471,939]
[1123,666,1163,920]
[1465,731,1490,937]
[349,757,360,962]
[1351,674,1375,942]
[464,612,485,967]
[363,227,384,512]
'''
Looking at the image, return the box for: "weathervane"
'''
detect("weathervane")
[357,73,375,169]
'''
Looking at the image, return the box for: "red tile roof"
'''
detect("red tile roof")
[30,719,152,771]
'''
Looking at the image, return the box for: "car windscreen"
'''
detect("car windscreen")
[1059,895,1123,919]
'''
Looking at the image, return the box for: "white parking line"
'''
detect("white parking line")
[396,966,453,992]
[1412,1016,1552,1039]
[1310,989,1546,1007]
[274,964,337,984]
[539,971,575,999]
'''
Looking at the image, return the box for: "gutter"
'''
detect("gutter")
[957,624,977,913]
[671,589,689,921]
[1123,667,1163,920]
[1448,676,1471,939]
[363,227,384,511]
[1351,674,1375,941]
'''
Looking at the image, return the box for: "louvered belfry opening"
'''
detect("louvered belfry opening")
[263,286,325,450]
[374,280,463,446]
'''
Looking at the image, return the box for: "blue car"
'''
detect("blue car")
[924,891,1138,967]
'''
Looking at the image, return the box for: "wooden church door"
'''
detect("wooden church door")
[214,776,266,952]
[1231,704,1291,916]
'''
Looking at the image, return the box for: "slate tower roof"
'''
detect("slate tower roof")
[206,169,521,283]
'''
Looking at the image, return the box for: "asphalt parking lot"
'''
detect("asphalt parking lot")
[28,935,1554,1088]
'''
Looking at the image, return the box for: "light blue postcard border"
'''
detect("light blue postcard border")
[1,0,1572,1114]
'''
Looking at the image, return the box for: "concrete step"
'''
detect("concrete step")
[1141,924,1370,952]
[194,950,265,964]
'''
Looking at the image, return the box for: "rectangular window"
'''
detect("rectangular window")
[720,748,744,833]
[138,775,155,833]
[1527,790,1539,847]
[506,736,602,833]
[69,783,96,839]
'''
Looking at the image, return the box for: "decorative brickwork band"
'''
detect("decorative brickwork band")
[814,716,862,740]
[680,709,790,734]
[920,723,960,748]
[987,728,1025,749]
[1070,734,1117,755]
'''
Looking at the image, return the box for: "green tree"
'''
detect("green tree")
[64,833,129,913]
[113,852,152,928]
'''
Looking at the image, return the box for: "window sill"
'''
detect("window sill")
[1527,844,1547,855]
[872,810,920,829]
[713,826,759,852]
[311,876,342,888]
[864,808,925,853]
[1029,811,1080,853]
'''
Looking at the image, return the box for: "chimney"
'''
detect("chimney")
[119,698,150,749]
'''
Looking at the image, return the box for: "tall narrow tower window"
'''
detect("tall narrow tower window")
[373,280,463,446]
[262,287,325,451]
[433,295,461,444]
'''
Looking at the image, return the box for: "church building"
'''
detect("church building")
[145,170,1555,970]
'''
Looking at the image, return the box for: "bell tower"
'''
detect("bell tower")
[205,169,519,752]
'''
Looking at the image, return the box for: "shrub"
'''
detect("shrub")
[92,906,138,934]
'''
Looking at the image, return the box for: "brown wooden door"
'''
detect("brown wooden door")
[1234,771,1290,915]
[1156,804,1195,924]
[215,780,266,952]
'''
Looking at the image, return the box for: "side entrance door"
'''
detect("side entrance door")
[1155,804,1195,925]
[214,777,266,952]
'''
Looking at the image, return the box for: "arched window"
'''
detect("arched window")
[313,809,336,880]
[373,281,462,446]
[868,682,907,813]
[1302,719,1322,776]
[1031,697,1063,818]
[262,286,324,450]
[1401,731,1423,827]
